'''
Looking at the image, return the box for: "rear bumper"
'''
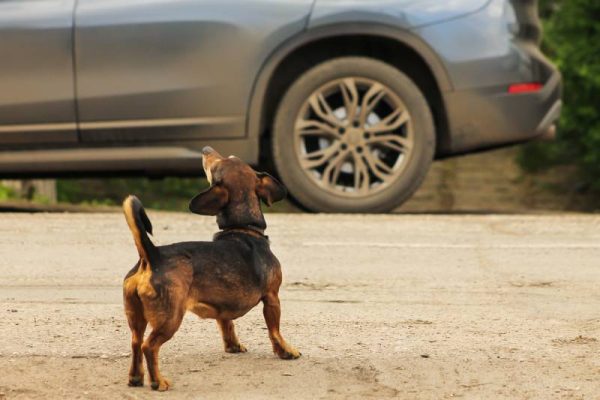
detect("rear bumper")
[441,46,562,155]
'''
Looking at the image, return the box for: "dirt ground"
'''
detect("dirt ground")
[0,212,599,399]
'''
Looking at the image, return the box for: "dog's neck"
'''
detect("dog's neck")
[213,225,267,241]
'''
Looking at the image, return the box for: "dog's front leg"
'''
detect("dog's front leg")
[262,292,301,359]
[217,319,247,353]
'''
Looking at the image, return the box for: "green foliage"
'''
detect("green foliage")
[0,184,18,201]
[56,177,297,212]
[519,0,600,193]
[57,177,209,211]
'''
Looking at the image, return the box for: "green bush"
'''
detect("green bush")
[57,177,208,211]
[56,177,297,212]
[519,0,600,193]
[0,184,17,201]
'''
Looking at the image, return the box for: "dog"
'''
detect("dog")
[122,146,300,391]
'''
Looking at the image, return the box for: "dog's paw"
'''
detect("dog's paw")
[277,347,301,360]
[150,378,171,391]
[128,375,144,387]
[225,343,247,353]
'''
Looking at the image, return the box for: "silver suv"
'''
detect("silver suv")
[0,0,561,212]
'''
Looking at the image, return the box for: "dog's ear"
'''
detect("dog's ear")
[256,172,287,207]
[189,185,229,215]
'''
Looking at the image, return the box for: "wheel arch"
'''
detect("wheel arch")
[246,23,453,161]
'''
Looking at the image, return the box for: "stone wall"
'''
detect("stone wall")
[399,147,585,213]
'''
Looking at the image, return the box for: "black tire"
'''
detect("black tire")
[272,57,435,213]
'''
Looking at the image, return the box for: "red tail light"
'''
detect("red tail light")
[508,82,543,94]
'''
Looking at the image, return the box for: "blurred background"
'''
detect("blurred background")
[1,0,598,213]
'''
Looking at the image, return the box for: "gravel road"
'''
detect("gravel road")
[0,212,599,399]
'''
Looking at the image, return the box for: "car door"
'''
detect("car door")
[0,0,77,145]
[74,0,314,143]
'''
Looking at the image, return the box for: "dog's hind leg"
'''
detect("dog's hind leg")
[142,310,185,391]
[217,319,247,353]
[262,292,301,360]
[124,279,147,387]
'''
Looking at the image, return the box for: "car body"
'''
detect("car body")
[0,0,561,212]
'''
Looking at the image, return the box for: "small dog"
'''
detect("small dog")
[122,146,300,391]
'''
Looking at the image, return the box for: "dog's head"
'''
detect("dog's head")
[189,146,286,230]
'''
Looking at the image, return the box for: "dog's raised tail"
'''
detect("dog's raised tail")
[123,195,158,264]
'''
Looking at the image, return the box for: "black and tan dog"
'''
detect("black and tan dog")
[122,146,300,391]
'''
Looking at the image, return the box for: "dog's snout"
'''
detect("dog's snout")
[202,146,214,156]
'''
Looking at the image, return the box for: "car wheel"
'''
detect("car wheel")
[272,57,435,213]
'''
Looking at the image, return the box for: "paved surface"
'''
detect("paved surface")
[0,212,599,399]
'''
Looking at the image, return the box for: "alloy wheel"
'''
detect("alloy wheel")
[293,77,414,197]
